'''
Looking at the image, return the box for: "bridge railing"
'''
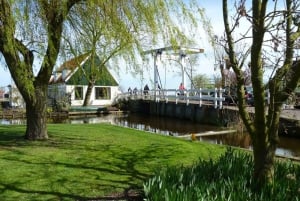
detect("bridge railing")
[116,88,225,108]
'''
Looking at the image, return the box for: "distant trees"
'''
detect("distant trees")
[192,74,212,88]
[222,0,300,188]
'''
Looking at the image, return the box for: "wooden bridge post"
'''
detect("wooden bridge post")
[186,91,189,105]
[199,88,202,107]
[214,88,218,108]
[219,88,223,108]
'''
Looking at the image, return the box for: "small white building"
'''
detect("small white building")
[48,53,120,108]
[0,84,25,109]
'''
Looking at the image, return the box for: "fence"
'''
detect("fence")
[116,88,225,108]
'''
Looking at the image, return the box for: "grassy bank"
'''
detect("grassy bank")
[0,124,225,200]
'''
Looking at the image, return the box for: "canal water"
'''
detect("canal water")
[1,112,300,158]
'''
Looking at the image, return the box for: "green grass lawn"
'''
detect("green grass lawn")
[0,124,225,200]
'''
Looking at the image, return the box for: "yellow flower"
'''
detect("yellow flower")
[191,133,197,141]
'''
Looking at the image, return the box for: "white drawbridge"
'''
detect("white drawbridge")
[143,46,204,94]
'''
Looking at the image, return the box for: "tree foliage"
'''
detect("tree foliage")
[61,1,201,106]
[0,0,202,139]
[0,0,82,139]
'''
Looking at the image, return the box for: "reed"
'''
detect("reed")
[143,148,300,201]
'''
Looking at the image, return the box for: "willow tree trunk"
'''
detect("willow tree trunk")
[25,85,48,140]
[83,81,94,106]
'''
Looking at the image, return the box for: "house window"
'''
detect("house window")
[74,86,83,100]
[95,87,111,100]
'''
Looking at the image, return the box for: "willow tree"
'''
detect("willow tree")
[63,3,136,106]
[62,1,199,106]
[0,0,81,139]
[222,0,300,187]
[0,0,199,140]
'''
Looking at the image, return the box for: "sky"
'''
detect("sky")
[0,1,224,92]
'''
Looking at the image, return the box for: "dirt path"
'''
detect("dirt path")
[224,106,300,121]
[280,109,300,120]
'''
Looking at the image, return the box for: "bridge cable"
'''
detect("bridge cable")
[185,58,197,90]
[155,63,166,99]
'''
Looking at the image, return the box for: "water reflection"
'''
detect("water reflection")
[0,118,26,125]
[200,132,252,149]
[1,113,300,158]
[113,113,223,136]
[201,133,300,158]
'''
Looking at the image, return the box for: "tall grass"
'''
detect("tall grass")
[143,148,300,201]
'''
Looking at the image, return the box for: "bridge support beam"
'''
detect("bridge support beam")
[128,100,226,126]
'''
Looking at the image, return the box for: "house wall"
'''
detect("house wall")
[9,84,25,108]
[66,85,120,106]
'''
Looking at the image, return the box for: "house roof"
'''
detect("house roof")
[50,53,118,86]
[56,53,90,72]
[0,89,5,99]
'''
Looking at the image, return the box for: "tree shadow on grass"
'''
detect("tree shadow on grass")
[0,134,176,200]
[87,143,176,201]
[0,183,95,201]
[0,126,29,147]
[0,125,24,136]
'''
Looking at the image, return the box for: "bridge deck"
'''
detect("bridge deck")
[117,88,299,121]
